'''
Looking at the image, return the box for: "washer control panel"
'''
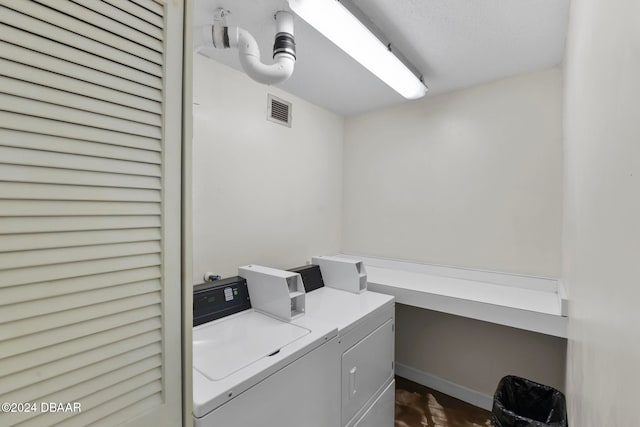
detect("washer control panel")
[193,276,251,326]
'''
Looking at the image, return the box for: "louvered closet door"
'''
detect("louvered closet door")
[0,0,183,426]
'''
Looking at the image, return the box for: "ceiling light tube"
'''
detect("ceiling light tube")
[288,0,428,99]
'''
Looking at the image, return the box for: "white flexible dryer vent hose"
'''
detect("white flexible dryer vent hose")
[196,11,296,85]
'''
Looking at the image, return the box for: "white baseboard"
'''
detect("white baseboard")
[395,363,494,411]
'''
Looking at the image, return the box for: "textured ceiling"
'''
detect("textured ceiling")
[193,0,570,116]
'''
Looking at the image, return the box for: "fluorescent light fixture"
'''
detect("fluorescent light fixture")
[288,0,427,99]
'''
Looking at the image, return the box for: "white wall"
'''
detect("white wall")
[192,55,344,281]
[396,306,567,396]
[343,68,563,277]
[342,68,566,399]
[563,0,640,425]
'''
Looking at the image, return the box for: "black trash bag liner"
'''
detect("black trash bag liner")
[492,375,568,427]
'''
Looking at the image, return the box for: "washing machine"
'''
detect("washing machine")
[192,276,340,427]
[289,257,396,427]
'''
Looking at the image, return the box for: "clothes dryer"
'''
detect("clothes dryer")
[289,263,396,427]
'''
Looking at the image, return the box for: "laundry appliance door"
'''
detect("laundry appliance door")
[341,318,395,425]
[195,336,340,427]
[351,379,395,427]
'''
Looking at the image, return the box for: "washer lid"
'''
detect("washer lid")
[193,310,310,381]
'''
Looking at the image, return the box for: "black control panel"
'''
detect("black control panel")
[193,276,251,327]
[288,264,325,293]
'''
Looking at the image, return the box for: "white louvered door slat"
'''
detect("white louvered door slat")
[0,267,162,305]
[0,40,163,101]
[0,241,162,270]
[0,228,162,252]
[1,94,162,138]
[0,129,163,163]
[2,305,162,358]
[4,350,163,404]
[0,0,183,426]
[0,182,161,202]
[0,200,162,216]
[0,165,162,189]
[0,254,162,289]
[8,0,163,64]
[0,319,163,378]
[0,111,162,151]
[0,5,163,76]
[32,0,163,52]
[0,59,163,114]
[0,76,163,126]
[8,362,163,426]
[129,0,165,17]
[0,216,162,235]
[0,22,163,90]
[101,0,164,28]
[70,0,164,41]
[2,337,162,395]
[0,22,162,90]
[56,376,164,427]
[3,281,161,322]
[0,146,161,176]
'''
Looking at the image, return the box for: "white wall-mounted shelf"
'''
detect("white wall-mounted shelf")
[334,254,568,338]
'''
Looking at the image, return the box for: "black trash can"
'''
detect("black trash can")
[492,375,567,427]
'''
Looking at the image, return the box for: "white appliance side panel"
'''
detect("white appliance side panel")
[341,318,395,425]
[195,337,340,427]
[351,379,395,427]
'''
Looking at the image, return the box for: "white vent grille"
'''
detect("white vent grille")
[267,94,292,127]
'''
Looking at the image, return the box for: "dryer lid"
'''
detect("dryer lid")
[193,310,310,381]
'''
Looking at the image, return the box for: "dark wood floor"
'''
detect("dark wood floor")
[395,376,493,427]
